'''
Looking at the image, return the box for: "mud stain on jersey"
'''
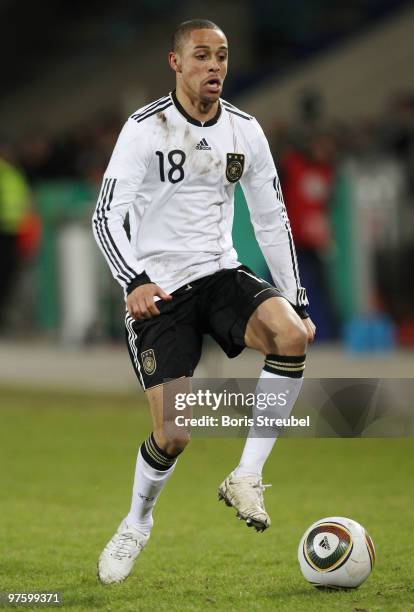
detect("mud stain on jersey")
[156,112,172,144]
[157,113,170,138]
[199,154,223,176]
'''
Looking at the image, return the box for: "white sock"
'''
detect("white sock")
[126,435,177,535]
[233,358,305,478]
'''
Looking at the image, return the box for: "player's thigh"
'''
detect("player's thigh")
[245,296,307,355]
[146,377,193,452]
[204,266,282,358]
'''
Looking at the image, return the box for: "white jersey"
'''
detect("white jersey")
[92,90,308,308]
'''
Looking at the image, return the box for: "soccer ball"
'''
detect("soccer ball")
[298,516,375,589]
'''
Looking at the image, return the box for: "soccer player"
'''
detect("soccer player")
[93,19,315,584]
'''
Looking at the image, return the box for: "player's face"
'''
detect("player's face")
[175,29,228,103]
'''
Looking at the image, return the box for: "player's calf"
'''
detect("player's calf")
[221,298,307,533]
[98,431,181,584]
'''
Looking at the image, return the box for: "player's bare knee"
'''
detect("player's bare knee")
[155,426,190,456]
[277,319,308,355]
[256,316,307,355]
[258,330,279,355]
[167,429,191,455]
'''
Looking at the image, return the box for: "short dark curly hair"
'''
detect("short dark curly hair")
[172,19,223,52]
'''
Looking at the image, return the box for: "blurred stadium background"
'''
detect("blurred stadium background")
[1,0,414,386]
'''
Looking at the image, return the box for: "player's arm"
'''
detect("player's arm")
[92,119,171,320]
[240,120,315,339]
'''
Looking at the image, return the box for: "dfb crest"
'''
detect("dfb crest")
[226,153,245,183]
[141,349,156,375]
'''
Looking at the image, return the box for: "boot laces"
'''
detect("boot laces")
[109,532,138,561]
[252,481,272,503]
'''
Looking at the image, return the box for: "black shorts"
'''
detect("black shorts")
[125,265,282,389]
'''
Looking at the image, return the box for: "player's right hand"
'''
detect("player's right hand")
[127,283,172,320]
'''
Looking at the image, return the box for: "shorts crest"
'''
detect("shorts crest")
[141,349,157,375]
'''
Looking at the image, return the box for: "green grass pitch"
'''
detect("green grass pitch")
[0,386,413,611]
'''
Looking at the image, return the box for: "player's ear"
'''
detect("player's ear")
[169,51,182,73]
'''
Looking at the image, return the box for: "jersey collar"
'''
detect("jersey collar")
[171,89,222,127]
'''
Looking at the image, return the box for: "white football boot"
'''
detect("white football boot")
[218,473,271,532]
[98,519,149,584]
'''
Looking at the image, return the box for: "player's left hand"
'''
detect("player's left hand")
[303,317,316,343]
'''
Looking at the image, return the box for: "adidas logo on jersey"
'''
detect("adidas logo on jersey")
[195,138,211,150]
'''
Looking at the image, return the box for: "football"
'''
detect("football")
[298,516,375,589]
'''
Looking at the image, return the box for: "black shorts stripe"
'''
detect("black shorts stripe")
[125,313,145,388]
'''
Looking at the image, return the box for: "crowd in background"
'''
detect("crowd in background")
[2,0,409,105]
[269,91,414,342]
[1,90,413,342]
